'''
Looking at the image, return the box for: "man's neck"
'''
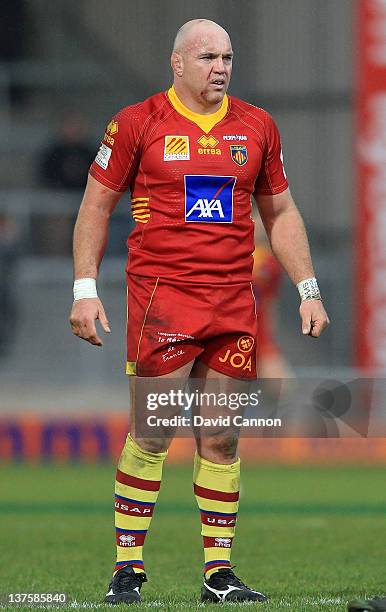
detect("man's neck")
[172,83,223,115]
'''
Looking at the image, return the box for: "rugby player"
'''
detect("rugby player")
[69,19,329,605]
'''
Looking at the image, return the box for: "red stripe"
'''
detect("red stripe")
[212,177,234,201]
[203,536,233,548]
[115,499,154,517]
[204,560,231,573]
[200,511,237,528]
[116,469,160,491]
[116,531,147,547]
[194,483,239,502]
[115,561,145,572]
[205,560,231,567]
[130,562,145,570]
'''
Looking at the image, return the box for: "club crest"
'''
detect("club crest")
[230,145,248,166]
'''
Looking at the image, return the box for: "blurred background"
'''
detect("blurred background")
[0,0,385,462]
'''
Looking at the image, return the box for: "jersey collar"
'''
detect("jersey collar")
[167,86,228,134]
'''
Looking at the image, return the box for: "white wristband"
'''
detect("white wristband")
[296,277,321,301]
[73,278,98,301]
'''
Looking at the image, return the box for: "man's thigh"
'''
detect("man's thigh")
[130,360,194,451]
[189,361,251,461]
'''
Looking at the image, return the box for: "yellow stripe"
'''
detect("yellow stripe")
[126,361,136,375]
[131,197,149,203]
[132,212,150,217]
[193,453,240,493]
[167,86,228,134]
[206,565,230,578]
[132,202,149,210]
[201,525,235,538]
[132,207,149,213]
[195,495,238,514]
[136,278,159,363]
[134,218,149,224]
[115,482,159,503]
[205,548,232,561]
[116,545,143,561]
[118,433,166,479]
[115,514,152,531]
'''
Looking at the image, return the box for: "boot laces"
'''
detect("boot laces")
[115,568,146,593]
[216,566,252,590]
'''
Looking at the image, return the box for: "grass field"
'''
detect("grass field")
[1,462,386,611]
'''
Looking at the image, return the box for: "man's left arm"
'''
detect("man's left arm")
[255,187,330,337]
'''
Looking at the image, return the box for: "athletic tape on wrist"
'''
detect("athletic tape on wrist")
[296,277,321,301]
[73,278,98,301]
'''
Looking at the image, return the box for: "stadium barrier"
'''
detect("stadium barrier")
[0,414,386,463]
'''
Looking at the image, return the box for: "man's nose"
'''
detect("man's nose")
[213,57,226,73]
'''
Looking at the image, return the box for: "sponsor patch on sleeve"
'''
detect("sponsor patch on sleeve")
[95,143,112,170]
[184,175,236,223]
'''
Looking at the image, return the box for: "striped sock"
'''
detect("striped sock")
[114,434,167,574]
[193,452,240,579]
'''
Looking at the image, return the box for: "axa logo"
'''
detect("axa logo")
[184,175,236,223]
[119,534,136,546]
[215,537,232,547]
[186,198,224,219]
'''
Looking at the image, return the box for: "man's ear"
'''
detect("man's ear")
[171,52,183,77]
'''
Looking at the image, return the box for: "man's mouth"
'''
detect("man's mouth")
[210,80,225,88]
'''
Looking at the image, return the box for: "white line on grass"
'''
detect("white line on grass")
[12,596,344,610]
[276,597,344,607]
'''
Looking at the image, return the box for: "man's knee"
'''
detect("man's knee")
[198,431,239,461]
[133,435,170,454]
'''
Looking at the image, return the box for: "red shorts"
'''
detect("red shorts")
[126,275,258,379]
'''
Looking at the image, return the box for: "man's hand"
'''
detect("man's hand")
[69,298,111,346]
[299,300,330,338]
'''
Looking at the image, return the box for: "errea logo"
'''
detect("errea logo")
[184,175,236,223]
[119,534,135,546]
[197,134,221,156]
[198,135,219,148]
[215,537,232,547]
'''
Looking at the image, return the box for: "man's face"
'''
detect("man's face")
[176,28,233,108]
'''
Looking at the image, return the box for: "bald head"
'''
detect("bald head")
[170,19,233,114]
[173,19,231,54]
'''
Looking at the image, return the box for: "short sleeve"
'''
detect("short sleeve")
[254,113,288,196]
[89,107,141,192]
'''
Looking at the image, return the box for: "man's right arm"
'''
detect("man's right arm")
[69,174,122,346]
